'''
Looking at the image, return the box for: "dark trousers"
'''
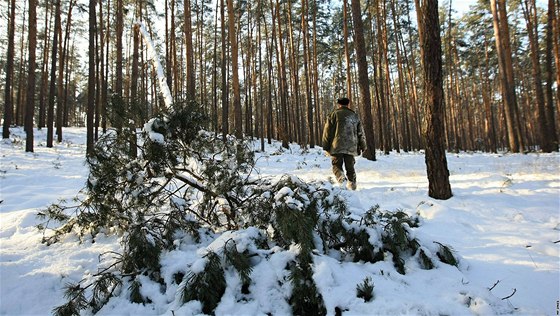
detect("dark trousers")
[331,154,356,183]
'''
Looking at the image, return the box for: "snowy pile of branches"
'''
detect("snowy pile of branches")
[38,101,463,315]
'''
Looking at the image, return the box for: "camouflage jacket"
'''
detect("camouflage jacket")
[322,106,367,156]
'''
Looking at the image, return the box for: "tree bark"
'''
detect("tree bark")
[521,0,553,152]
[419,0,452,199]
[490,0,522,152]
[87,0,96,155]
[545,0,559,149]
[302,0,315,148]
[343,0,352,98]
[350,0,376,161]
[114,0,124,130]
[38,0,51,130]
[185,0,196,99]
[25,0,37,152]
[47,0,61,148]
[227,0,242,139]
[57,0,75,141]
[220,0,229,141]
[2,0,16,139]
[274,0,289,148]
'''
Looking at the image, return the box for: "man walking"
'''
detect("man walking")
[322,97,367,190]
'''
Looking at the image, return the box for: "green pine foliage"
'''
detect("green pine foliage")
[39,100,463,315]
[224,240,253,290]
[435,242,459,267]
[356,277,375,302]
[128,279,144,304]
[121,224,161,274]
[52,283,88,316]
[181,252,226,314]
[418,248,435,270]
[288,254,327,316]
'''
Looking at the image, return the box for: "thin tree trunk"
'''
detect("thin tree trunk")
[25,0,37,152]
[482,39,498,153]
[98,0,106,135]
[87,0,96,155]
[302,0,314,148]
[185,0,196,99]
[38,0,51,130]
[265,2,274,144]
[227,0,242,139]
[490,0,521,152]
[211,0,219,134]
[2,0,16,138]
[521,0,553,152]
[47,0,61,148]
[374,0,390,154]
[545,0,559,149]
[57,0,74,141]
[101,0,110,133]
[220,0,229,141]
[343,0,352,98]
[114,0,124,130]
[257,0,265,151]
[274,0,289,148]
[16,1,27,127]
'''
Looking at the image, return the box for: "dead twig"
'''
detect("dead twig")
[501,288,516,300]
[488,280,500,291]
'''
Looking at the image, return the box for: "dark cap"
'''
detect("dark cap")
[337,97,350,106]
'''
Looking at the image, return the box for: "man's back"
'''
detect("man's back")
[323,107,364,156]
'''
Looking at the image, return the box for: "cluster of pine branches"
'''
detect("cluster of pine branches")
[37,101,458,316]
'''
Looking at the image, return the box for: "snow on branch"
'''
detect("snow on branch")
[136,22,173,109]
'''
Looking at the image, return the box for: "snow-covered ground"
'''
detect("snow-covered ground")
[1,127,558,315]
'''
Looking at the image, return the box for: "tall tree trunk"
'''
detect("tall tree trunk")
[211,0,218,134]
[57,0,75,141]
[490,0,522,152]
[38,0,51,130]
[419,0,452,200]
[172,0,179,100]
[185,0,196,99]
[87,0,96,155]
[521,0,553,152]
[25,0,37,152]
[101,0,111,133]
[265,3,274,144]
[257,0,266,150]
[47,0,61,148]
[374,0,390,154]
[302,0,314,148]
[165,0,172,91]
[16,1,27,127]
[274,0,289,148]
[220,0,229,141]
[545,0,559,149]
[350,0,376,161]
[312,1,322,146]
[555,0,560,134]
[227,0,242,139]
[98,0,106,135]
[114,0,124,130]
[2,0,16,139]
[286,0,302,145]
[483,39,498,153]
[343,0,352,98]
[380,3,392,153]
[390,0,411,152]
